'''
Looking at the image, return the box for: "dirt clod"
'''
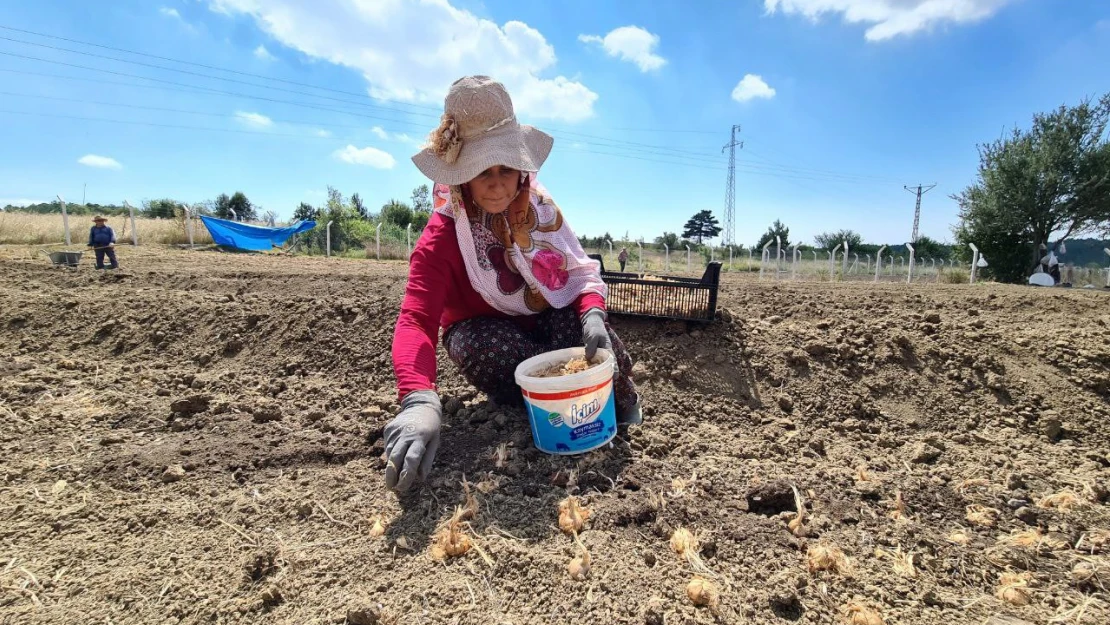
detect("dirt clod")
[161,464,186,483]
[169,394,210,415]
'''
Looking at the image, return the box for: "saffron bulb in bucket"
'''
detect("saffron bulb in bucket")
[514,347,617,455]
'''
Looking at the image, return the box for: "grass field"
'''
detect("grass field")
[0,212,214,246]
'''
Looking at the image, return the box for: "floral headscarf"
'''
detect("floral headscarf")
[433,175,606,316]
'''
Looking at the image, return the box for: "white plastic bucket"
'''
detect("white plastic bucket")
[514,347,617,455]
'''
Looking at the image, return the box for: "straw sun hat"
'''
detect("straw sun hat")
[411,75,554,185]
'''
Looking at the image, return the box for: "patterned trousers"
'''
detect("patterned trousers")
[444,307,638,414]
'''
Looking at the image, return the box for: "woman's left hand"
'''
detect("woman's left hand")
[581,308,612,360]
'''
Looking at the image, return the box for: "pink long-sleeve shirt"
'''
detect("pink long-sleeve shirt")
[391,211,605,400]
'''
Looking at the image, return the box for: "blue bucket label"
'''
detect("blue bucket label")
[524,383,617,455]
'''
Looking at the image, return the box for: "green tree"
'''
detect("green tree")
[141,198,184,219]
[954,93,1110,282]
[228,192,256,221]
[411,185,431,213]
[814,229,863,250]
[681,210,722,245]
[351,193,368,220]
[211,193,232,219]
[293,202,319,222]
[755,219,790,251]
[911,235,949,259]
[655,232,680,248]
[381,199,413,228]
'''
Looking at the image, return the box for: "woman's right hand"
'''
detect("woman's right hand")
[383,390,442,492]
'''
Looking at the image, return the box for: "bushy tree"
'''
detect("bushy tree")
[351,193,368,220]
[411,185,431,213]
[814,229,863,250]
[141,198,185,219]
[382,199,413,229]
[911,235,949,259]
[954,93,1110,282]
[655,232,680,248]
[755,219,790,251]
[682,210,722,245]
[293,202,319,222]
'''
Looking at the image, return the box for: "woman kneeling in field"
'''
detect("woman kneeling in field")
[384,76,641,492]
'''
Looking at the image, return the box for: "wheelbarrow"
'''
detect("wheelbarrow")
[39,249,84,267]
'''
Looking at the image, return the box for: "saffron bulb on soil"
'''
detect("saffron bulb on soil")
[686,577,720,609]
[558,497,591,535]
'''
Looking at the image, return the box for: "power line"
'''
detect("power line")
[0,23,721,135]
[0,34,442,118]
[0,54,429,125]
[0,24,441,114]
[0,108,345,140]
[1,45,902,181]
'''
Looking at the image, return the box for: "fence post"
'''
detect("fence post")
[747,248,753,271]
[124,201,138,245]
[874,246,886,282]
[759,240,772,280]
[637,240,643,273]
[866,254,871,274]
[791,243,800,280]
[57,195,71,246]
[375,222,382,260]
[229,208,237,222]
[969,243,980,283]
[828,243,841,280]
[685,245,691,273]
[663,244,669,271]
[889,255,894,276]
[775,236,782,279]
[811,250,817,263]
[1105,248,1110,288]
[841,241,850,278]
[407,223,413,257]
[906,243,915,284]
[326,221,334,257]
[852,253,859,274]
[728,246,733,271]
[185,207,194,248]
[607,240,613,258]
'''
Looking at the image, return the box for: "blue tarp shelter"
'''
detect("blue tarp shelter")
[200,216,316,251]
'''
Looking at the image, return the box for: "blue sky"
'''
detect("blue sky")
[1,0,1108,246]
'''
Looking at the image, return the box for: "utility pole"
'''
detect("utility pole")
[904,183,937,243]
[722,125,742,247]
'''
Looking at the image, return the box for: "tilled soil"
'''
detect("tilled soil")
[1,248,1109,625]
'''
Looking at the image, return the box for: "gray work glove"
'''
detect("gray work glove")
[383,390,441,493]
[582,308,612,360]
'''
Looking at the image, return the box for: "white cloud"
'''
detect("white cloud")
[731,74,776,103]
[333,145,396,169]
[159,7,181,20]
[253,45,275,61]
[234,111,273,127]
[314,129,332,137]
[207,0,598,122]
[578,26,666,72]
[370,126,419,144]
[764,0,1018,41]
[78,154,123,170]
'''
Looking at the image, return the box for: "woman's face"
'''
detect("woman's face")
[465,165,520,214]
